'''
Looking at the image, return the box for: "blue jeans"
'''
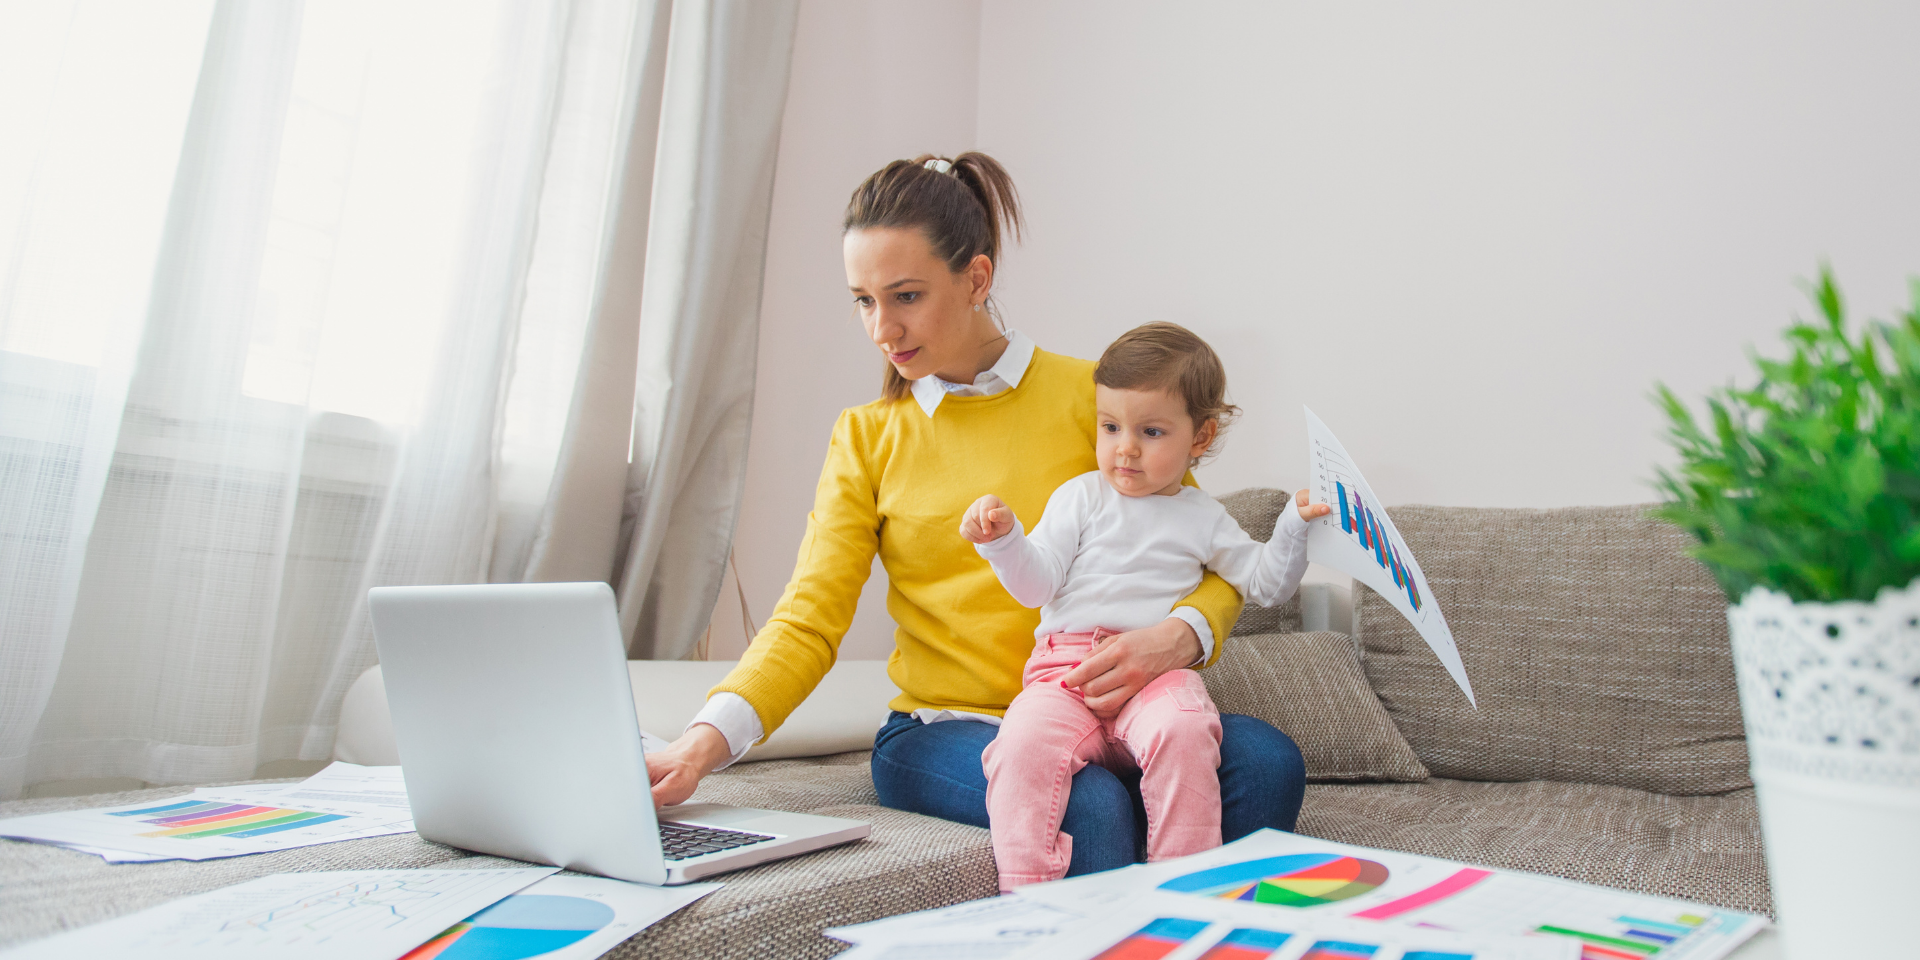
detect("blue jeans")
[871,710,1306,877]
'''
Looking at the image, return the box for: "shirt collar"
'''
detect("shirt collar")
[909,330,1036,417]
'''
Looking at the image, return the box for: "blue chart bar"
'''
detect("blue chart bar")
[1334,481,1420,612]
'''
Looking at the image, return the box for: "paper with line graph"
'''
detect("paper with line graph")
[0,868,554,959]
[1304,407,1473,706]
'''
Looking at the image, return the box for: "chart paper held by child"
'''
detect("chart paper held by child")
[1303,407,1474,705]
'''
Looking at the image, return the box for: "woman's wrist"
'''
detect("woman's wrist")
[679,722,734,774]
[1155,616,1203,670]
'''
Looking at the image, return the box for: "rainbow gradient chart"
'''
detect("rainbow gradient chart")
[1160,854,1390,907]
[1304,408,1474,705]
[110,798,346,840]
[1093,917,1209,960]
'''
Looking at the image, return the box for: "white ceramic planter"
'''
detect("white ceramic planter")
[1727,580,1920,958]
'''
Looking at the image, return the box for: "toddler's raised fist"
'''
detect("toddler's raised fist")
[960,494,1015,544]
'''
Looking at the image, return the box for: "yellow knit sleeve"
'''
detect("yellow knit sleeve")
[710,409,881,740]
[1180,571,1244,669]
[1179,469,1244,667]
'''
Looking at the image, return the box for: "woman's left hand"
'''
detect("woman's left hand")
[1058,617,1203,719]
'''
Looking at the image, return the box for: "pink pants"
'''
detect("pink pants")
[979,629,1224,891]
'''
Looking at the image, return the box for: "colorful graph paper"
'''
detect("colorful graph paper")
[1159,853,1390,907]
[400,894,614,960]
[1300,941,1380,960]
[1196,927,1294,960]
[1335,481,1420,612]
[1536,911,1708,959]
[1093,917,1210,960]
[107,799,345,840]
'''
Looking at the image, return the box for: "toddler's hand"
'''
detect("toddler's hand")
[960,494,1016,544]
[1294,488,1333,522]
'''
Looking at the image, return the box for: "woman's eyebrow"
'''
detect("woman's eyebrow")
[882,278,925,290]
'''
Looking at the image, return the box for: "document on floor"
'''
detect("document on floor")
[395,874,720,960]
[0,763,416,862]
[0,867,555,960]
[1018,830,1769,960]
[1303,407,1473,705]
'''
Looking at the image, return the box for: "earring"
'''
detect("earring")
[974,303,983,312]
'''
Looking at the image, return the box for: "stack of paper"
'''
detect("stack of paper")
[828,831,1769,960]
[0,762,415,863]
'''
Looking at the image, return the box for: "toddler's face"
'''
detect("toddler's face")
[1095,385,1216,497]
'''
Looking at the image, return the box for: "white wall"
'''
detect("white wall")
[978,1,1920,507]
[711,0,1920,659]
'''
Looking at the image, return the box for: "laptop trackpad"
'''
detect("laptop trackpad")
[664,803,777,829]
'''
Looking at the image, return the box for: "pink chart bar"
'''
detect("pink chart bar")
[1350,868,1493,920]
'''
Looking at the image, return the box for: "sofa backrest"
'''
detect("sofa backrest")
[1216,488,1303,636]
[1356,504,1750,796]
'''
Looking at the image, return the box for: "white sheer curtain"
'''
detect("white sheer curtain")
[0,0,796,799]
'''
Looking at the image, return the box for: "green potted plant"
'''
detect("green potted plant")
[1653,267,1920,959]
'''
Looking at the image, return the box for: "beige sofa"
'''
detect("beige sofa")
[0,491,1769,958]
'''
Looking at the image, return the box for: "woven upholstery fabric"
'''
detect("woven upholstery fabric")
[1215,488,1303,636]
[1299,778,1771,916]
[1203,632,1428,783]
[0,764,994,959]
[1356,504,1750,796]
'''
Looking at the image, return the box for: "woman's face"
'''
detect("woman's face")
[844,226,993,384]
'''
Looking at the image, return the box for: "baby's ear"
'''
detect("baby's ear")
[1189,417,1218,455]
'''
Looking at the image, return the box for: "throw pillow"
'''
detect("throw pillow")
[1203,630,1429,782]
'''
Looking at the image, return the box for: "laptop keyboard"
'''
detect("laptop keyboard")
[659,820,776,861]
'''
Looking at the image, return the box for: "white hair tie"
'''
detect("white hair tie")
[923,158,953,174]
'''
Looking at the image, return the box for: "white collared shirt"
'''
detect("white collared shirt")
[687,331,1216,768]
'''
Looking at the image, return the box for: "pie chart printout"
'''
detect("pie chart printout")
[400,894,615,960]
[1158,853,1390,907]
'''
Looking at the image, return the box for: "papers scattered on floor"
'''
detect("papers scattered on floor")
[396,874,719,960]
[0,867,556,960]
[838,831,1769,960]
[0,762,415,863]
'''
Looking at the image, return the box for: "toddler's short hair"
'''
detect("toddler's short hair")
[1093,322,1240,464]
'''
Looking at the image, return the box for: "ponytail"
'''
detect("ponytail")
[845,152,1025,401]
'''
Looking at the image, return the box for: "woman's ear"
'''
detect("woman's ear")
[966,253,994,307]
[1189,417,1218,458]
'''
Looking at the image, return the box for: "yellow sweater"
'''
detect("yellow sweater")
[712,348,1244,739]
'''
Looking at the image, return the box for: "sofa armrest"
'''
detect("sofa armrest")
[332,659,899,767]
[1299,580,1356,638]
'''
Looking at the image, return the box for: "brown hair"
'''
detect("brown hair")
[844,152,1024,401]
[1094,322,1240,465]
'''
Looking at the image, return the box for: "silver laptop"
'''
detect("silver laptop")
[367,581,869,885]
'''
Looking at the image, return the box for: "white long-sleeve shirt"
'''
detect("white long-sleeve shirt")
[976,471,1311,639]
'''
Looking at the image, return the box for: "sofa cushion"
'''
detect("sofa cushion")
[1216,488,1303,636]
[1205,632,1428,782]
[1298,778,1771,916]
[0,774,994,960]
[1357,504,1750,796]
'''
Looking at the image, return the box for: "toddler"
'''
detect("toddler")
[959,322,1328,891]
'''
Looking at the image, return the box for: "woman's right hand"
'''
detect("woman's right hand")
[645,723,732,809]
[959,494,1015,543]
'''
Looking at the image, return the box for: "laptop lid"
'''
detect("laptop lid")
[368,581,668,885]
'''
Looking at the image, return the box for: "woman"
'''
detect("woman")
[646,152,1306,877]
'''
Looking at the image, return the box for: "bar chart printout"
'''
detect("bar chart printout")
[1092,917,1209,960]
[0,785,414,860]
[1303,407,1474,705]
